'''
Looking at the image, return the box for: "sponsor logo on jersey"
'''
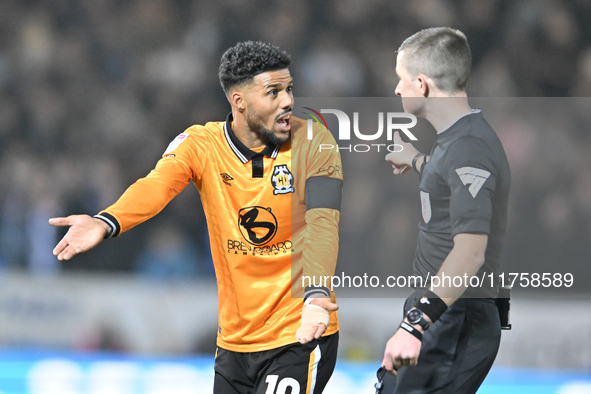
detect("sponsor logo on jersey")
[238,206,278,246]
[271,165,295,195]
[226,239,293,256]
[163,133,189,155]
[220,173,234,186]
[420,191,432,224]
[455,167,491,198]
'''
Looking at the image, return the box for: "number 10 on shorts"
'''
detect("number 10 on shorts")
[265,375,301,394]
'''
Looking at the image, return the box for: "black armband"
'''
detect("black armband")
[305,177,343,211]
[412,290,448,323]
[399,322,423,341]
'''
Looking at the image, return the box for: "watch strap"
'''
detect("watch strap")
[412,153,426,174]
[407,308,431,331]
[400,322,423,341]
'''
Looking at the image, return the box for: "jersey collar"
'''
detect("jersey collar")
[223,113,281,164]
[437,108,482,139]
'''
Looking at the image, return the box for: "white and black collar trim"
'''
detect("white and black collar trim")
[223,113,281,163]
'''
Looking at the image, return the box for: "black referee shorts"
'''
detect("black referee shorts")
[393,295,501,394]
[214,332,338,394]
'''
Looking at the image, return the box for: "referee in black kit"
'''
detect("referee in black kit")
[381,28,511,393]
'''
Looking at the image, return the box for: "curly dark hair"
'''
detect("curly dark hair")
[219,41,291,94]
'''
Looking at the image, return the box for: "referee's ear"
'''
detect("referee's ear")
[417,74,430,96]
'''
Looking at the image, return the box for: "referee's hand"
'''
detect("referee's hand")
[385,131,419,175]
[381,326,422,375]
[49,215,109,260]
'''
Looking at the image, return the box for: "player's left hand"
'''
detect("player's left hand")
[296,298,338,344]
[381,327,422,375]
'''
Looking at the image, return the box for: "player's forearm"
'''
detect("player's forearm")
[430,233,488,306]
[100,163,190,235]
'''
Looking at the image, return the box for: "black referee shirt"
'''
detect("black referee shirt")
[415,110,511,298]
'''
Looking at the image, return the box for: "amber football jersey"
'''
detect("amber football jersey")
[96,113,342,352]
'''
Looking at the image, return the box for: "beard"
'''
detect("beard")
[246,110,290,146]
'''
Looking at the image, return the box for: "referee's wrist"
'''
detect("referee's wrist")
[412,153,426,174]
[399,321,423,341]
[404,317,426,334]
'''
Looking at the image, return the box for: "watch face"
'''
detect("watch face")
[407,309,422,324]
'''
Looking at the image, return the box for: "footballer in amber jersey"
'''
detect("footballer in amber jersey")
[94,114,342,352]
[50,41,342,393]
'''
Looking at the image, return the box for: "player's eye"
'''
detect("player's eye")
[287,85,293,93]
[268,89,278,96]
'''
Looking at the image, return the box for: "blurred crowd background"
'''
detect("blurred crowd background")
[0,0,590,355]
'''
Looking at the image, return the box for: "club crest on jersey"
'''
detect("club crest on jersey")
[271,164,295,195]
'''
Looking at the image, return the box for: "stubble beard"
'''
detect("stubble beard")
[246,110,290,146]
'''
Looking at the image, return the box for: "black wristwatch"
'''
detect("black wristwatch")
[406,308,431,331]
[411,153,426,174]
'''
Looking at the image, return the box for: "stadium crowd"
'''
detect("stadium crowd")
[0,0,590,293]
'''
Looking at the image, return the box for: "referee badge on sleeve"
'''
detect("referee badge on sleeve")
[420,191,432,223]
[455,167,491,198]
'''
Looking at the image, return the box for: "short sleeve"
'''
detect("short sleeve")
[443,136,497,237]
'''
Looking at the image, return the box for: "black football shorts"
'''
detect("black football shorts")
[394,295,500,394]
[214,332,338,394]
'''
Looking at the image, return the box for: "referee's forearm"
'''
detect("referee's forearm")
[429,233,487,306]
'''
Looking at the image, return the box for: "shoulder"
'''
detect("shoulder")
[290,115,336,145]
[447,134,489,151]
[184,121,224,138]
[176,121,225,146]
[446,112,504,164]
[443,134,497,174]
[162,121,224,157]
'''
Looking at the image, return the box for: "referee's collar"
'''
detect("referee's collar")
[437,109,483,138]
[223,113,280,164]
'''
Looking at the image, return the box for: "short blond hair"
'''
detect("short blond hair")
[398,27,471,93]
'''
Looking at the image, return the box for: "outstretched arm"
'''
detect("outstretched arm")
[48,128,201,261]
[49,215,111,260]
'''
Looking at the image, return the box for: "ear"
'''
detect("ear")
[416,75,430,97]
[230,90,245,112]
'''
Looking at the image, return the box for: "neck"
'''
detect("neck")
[231,108,265,149]
[422,92,472,133]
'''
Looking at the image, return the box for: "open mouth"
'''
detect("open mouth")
[276,113,291,132]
